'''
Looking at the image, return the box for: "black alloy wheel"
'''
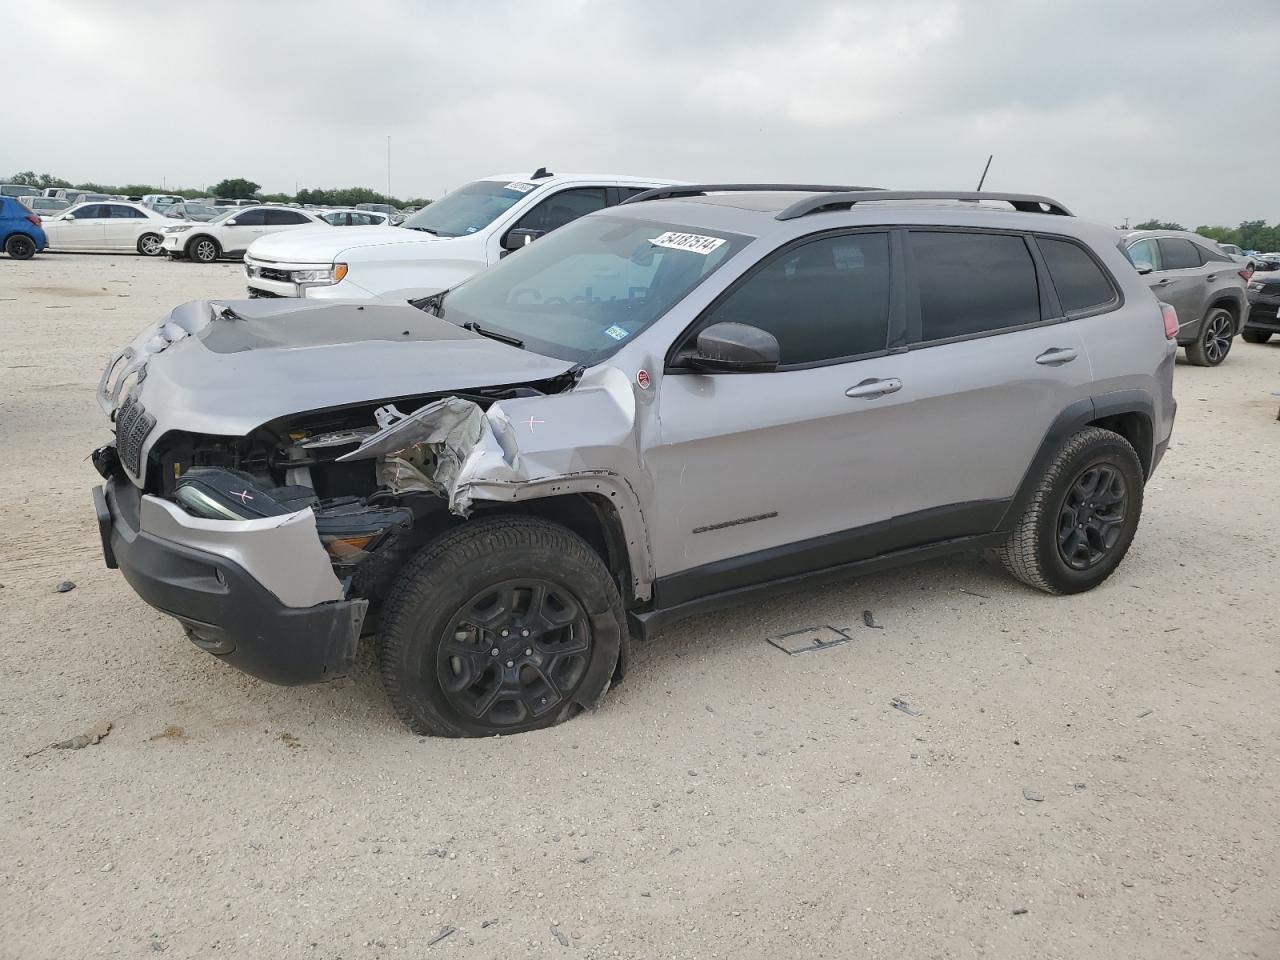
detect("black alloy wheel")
[438,578,593,727]
[1057,462,1128,571]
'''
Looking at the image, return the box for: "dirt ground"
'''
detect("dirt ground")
[1,252,1277,960]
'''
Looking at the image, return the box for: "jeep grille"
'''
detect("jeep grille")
[115,393,156,477]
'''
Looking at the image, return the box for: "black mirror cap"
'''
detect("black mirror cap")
[691,321,780,372]
[501,227,545,252]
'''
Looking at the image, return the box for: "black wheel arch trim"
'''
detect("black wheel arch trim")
[998,392,1155,533]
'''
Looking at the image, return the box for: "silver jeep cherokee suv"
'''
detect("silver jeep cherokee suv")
[91,186,1177,737]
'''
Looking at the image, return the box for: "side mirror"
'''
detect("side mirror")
[1133,262,1154,275]
[501,227,545,252]
[688,322,780,373]
[64,213,76,220]
[224,219,238,226]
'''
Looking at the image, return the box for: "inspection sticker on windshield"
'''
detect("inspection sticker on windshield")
[649,231,726,255]
[604,325,630,341]
[504,181,537,193]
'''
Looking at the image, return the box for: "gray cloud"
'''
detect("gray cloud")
[4,0,1276,227]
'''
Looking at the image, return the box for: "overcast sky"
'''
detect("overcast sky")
[5,1,1277,227]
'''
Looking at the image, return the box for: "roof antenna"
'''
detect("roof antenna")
[976,154,993,191]
[531,166,552,180]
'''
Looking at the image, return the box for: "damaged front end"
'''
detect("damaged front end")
[90,358,645,685]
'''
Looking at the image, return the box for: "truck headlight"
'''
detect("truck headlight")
[293,263,348,285]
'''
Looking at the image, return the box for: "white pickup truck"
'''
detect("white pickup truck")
[242,170,679,300]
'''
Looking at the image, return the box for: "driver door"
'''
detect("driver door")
[46,204,108,249]
[648,230,903,589]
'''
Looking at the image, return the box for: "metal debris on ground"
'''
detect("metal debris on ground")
[55,581,76,593]
[480,919,498,928]
[1022,787,1045,802]
[766,625,851,655]
[890,697,923,717]
[1012,907,1029,916]
[24,720,113,758]
[862,609,884,629]
[1137,708,1153,718]
[428,926,455,946]
[957,587,992,599]
[551,926,570,946]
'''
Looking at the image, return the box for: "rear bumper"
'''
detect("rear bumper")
[95,478,367,685]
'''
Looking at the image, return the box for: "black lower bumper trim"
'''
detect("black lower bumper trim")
[97,478,367,685]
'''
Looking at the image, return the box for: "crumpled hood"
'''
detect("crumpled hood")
[99,298,575,482]
[247,224,440,262]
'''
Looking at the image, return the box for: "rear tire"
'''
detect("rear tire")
[1242,329,1272,344]
[1185,306,1234,366]
[137,233,164,257]
[378,517,625,737]
[187,236,220,263]
[5,234,36,260]
[999,427,1144,595]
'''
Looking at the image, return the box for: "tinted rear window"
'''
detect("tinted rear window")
[1158,238,1200,270]
[1038,237,1117,314]
[910,231,1040,341]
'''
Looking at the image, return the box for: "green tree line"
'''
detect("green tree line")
[1133,218,1280,251]
[6,171,432,209]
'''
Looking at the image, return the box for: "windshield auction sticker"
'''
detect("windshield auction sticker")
[648,231,726,255]
[504,182,537,193]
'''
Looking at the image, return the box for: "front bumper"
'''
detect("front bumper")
[161,233,188,254]
[1245,299,1280,332]
[94,477,367,685]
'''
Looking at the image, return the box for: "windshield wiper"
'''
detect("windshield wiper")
[405,226,438,235]
[462,321,524,349]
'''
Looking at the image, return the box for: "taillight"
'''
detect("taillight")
[25,214,39,227]
[1159,301,1179,339]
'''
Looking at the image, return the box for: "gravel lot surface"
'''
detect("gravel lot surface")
[1,253,1277,959]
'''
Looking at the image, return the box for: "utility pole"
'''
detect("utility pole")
[387,135,392,205]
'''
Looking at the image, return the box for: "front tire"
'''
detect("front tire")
[378,517,625,737]
[1242,329,1272,344]
[137,232,164,257]
[1185,306,1235,366]
[999,427,1144,595]
[187,236,220,263]
[5,234,36,260]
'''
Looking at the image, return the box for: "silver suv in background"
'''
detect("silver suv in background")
[91,187,1176,737]
[1121,229,1249,366]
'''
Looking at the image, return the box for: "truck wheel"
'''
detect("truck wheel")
[136,233,164,256]
[1242,329,1272,344]
[187,236,220,263]
[378,517,625,737]
[1185,307,1234,366]
[999,427,1144,595]
[5,234,36,260]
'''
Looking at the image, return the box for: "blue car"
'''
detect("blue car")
[1,195,47,259]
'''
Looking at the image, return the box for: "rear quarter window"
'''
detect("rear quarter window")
[1037,237,1118,315]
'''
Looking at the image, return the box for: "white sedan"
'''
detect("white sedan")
[161,205,326,263]
[41,201,175,256]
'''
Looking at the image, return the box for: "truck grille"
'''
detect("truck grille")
[115,393,156,476]
[258,266,292,283]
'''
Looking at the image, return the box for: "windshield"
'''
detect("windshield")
[435,214,751,364]
[400,180,540,237]
[180,203,219,220]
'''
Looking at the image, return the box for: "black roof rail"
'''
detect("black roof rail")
[619,183,881,206]
[776,190,1073,220]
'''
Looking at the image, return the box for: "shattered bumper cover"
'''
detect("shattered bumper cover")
[95,477,367,685]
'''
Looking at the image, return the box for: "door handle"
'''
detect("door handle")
[1155,278,1172,286]
[1205,274,1217,281]
[845,377,902,399]
[1035,347,1077,366]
